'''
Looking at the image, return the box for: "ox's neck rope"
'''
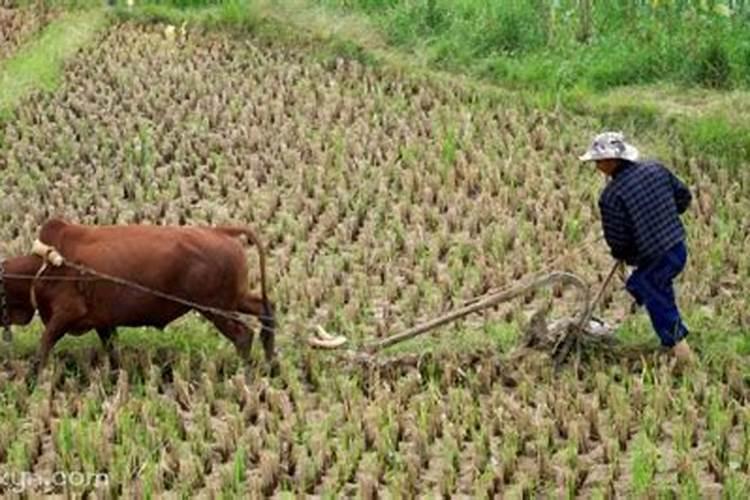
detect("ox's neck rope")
[0,261,12,342]
[29,261,49,311]
[25,252,274,324]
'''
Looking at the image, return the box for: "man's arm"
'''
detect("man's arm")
[668,169,692,214]
[599,195,634,261]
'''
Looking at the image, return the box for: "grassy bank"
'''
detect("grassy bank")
[119,0,750,92]
[0,8,108,120]
[305,0,750,167]
[313,0,750,92]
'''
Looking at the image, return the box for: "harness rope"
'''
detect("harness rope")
[24,241,275,324]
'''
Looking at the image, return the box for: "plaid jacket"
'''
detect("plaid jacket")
[598,160,691,267]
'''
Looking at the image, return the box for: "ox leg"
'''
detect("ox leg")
[97,327,120,371]
[28,297,85,387]
[28,319,66,385]
[238,294,278,377]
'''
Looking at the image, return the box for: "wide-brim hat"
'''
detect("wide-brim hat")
[579,131,640,162]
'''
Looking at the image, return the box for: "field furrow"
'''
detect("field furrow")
[0,18,749,497]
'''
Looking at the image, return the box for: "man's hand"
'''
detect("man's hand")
[616,260,627,283]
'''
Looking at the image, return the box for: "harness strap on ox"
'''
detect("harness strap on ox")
[29,262,49,311]
[29,239,60,311]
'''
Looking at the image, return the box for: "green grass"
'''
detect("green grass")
[0,9,108,120]
[680,115,750,169]
[7,316,231,361]
[312,0,750,91]
[112,0,260,31]
[10,0,102,6]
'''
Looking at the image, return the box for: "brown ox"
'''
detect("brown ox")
[0,218,276,377]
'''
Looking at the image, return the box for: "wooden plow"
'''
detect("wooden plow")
[308,263,621,368]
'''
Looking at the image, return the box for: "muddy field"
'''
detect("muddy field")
[0,344,748,497]
[1,21,749,497]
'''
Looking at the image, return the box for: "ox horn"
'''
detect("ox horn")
[307,325,348,349]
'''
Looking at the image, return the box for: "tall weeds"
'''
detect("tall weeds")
[313,0,750,91]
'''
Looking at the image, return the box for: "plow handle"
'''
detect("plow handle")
[366,272,590,353]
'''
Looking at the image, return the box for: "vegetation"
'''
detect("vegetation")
[0,1,749,497]
[0,2,57,62]
[2,18,747,344]
[0,9,107,119]
[312,0,750,91]
[2,331,748,497]
[296,0,750,167]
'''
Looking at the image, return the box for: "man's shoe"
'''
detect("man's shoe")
[672,340,696,365]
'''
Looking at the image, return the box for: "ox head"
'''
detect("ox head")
[1,255,43,328]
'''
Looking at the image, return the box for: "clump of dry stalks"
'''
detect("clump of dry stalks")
[0,20,747,499]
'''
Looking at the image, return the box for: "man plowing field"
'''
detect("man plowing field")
[310,131,698,366]
[580,131,694,364]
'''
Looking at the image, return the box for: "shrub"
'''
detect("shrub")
[694,39,732,89]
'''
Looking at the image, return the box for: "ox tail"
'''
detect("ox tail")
[215,226,270,310]
[216,225,278,376]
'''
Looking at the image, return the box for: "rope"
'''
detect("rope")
[19,258,275,324]
[3,273,98,281]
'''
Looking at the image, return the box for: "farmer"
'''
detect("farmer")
[579,131,694,363]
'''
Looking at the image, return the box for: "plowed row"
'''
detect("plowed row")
[0,21,748,497]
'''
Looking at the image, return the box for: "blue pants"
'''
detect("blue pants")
[625,241,689,347]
